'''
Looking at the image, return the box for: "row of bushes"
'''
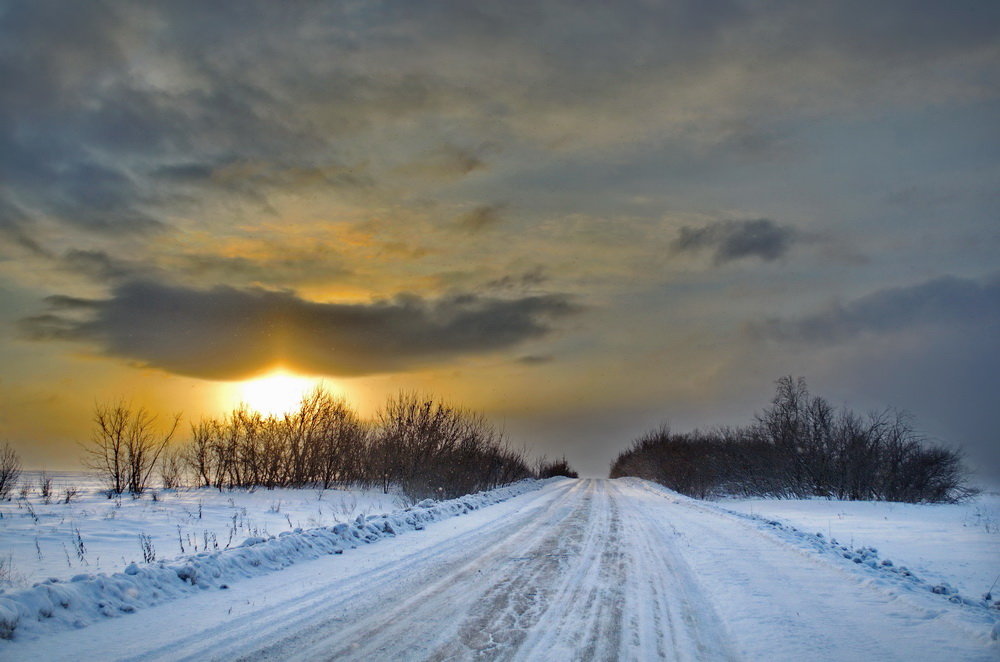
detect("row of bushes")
[86,389,573,500]
[536,456,580,479]
[610,377,974,503]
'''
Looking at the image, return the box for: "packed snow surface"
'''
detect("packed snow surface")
[1,478,997,661]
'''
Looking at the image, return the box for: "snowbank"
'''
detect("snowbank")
[720,492,1000,599]
[0,471,407,587]
[622,479,1000,628]
[0,479,550,640]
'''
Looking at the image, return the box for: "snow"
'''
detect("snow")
[0,472,550,640]
[0,471,403,588]
[0,477,997,661]
[720,491,1000,600]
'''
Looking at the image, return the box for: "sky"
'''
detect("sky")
[0,1,997,481]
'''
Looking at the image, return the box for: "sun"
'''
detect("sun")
[236,370,324,416]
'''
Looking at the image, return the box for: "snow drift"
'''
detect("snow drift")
[0,479,551,640]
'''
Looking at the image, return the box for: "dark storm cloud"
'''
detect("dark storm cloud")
[45,163,164,234]
[41,294,103,311]
[19,280,580,380]
[0,2,380,242]
[672,219,799,265]
[748,273,1000,344]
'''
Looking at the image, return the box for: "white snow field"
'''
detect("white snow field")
[722,491,1000,600]
[1,478,998,661]
[0,471,409,588]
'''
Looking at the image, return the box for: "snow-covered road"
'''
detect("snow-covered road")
[4,479,997,661]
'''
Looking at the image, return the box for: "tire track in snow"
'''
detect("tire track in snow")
[617,480,998,661]
[428,480,604,660]
[223,479,739,661]
[238,479,592,661]
[341,480,732,662]
[13,478,992,661]
[120,480,580,662]
[487,479,624,661]
[610,481,738,662]
[237,479,734,661]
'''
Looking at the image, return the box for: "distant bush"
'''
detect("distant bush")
[173,387,533,500]
[610,377,975,503]
[536,456,579,479]
[0,442,21,500]
[372,392,532,500]
[38,471,52,504]
[183,391,369,492]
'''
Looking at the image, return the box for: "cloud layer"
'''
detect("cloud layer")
[748,273,1000,343]
[19,281,580,380]
[2,1,996,259]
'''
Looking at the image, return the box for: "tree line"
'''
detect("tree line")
[82,388,578,501]
[609,377,974,503]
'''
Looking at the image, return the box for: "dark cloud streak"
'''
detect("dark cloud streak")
[486,267,548,292]
[672,219,799,265]
[58,249,141,282]
[19,280,581,380]
[748,273,1000,344]
[456,204,507,233]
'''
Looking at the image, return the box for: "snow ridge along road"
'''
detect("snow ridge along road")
[3,478,997,661]
[0,478,552,641]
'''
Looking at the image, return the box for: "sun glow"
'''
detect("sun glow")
[235,370,326,416]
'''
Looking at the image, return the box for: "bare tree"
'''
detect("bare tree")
[185,419,215,488]
[83,401,180,495]
[172,388,531,497]
[159,446,185,489]
[0,443,21,500]
[373,392,531,500]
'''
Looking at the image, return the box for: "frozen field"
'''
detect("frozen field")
[722,491,1000,600]
[0,471,404,588]
[0,475,997,660]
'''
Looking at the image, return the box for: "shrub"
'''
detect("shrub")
[372,392,532,500]
[610,377,973,503]
[536,456,579,479]
[38,471,52,504]
[0,443,21,500]
[174,388,533,499]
